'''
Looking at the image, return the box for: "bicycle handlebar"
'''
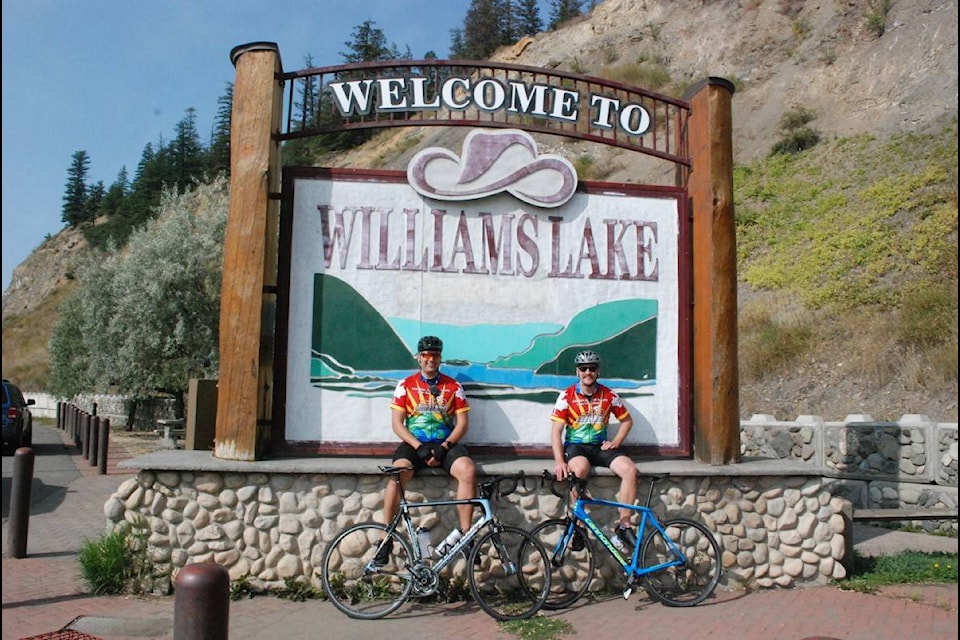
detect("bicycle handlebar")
[539,469,671,501]
[378,465,528,501]
[479,471,527,500]
[539,470,588,499]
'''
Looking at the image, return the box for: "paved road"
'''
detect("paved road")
[2,423,956,640]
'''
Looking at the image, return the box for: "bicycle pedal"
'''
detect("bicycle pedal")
[622,587,633,600]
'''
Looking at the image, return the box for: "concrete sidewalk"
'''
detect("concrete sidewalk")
[2,422,956,640]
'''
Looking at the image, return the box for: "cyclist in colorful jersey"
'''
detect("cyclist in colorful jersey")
[375,335,476,565]
[550,350,639,548]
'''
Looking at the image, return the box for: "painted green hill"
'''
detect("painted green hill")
[492,299,658,372]
[311,274,413,370]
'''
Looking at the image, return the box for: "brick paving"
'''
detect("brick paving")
[3,423,957,640]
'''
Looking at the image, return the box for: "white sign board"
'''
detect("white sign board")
[280,130,687,451]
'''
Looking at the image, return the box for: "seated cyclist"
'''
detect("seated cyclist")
[375,335,476,566]
[550,350,639,549]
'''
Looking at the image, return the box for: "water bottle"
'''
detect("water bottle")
[416,527,433,557]
[609,526,626,553]
[435,528,462,557]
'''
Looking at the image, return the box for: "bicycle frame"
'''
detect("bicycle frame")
[386,494,497,572]
[375,469,521,576]
[570,497,686,578]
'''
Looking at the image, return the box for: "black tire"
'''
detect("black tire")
[640,517,721,607]
[320,523,413,619]
[529,518,595,609]
[468,525,550,621]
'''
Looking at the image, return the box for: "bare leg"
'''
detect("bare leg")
[449,456,477,532]
[610,456,638,525]
[382,462,414,525]
[567,456,591,506]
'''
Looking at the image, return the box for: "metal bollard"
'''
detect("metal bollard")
[72,406,80,447]
[89,416,99,467]
[6,447,35,558]
[174,562,229,640]
[97,418,110,475]
[81,412,90,458]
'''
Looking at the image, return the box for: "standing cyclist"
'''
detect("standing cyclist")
[550,350,639,549]
[375,335,476,565]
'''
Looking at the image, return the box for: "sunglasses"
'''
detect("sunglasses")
[419,351,441,360]
[577,365,598,373]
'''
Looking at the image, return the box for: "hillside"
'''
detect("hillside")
[3,0,957,423]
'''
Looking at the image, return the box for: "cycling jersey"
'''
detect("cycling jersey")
[550,383,631,444]
[391,373,469,443]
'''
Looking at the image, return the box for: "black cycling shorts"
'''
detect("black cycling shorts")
[393,441,471,473]
[563,443,628,468]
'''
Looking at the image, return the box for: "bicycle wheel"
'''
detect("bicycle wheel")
[639,517,721,607]
[320,523,414,619]
[467,525,550,621]
[529,518,595,609]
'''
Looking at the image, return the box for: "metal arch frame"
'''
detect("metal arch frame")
[276,59,691,168]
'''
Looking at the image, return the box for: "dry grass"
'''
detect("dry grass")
[2,281,77,389]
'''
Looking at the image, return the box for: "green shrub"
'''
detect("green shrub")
[77,519,155,595]
[770,107,821,156]
[278,577,322,601]
[865,0,892,37]
[769,128,821,156]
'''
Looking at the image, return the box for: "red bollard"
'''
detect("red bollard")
[174,562,229,640]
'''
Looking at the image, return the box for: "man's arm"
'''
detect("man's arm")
[392,407,421,447]
[442,410,469,449]
[607,414,633,448]
[552,420,569,479]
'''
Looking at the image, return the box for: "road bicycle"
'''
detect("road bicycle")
[531,471,721,609]
[320,466,551,621]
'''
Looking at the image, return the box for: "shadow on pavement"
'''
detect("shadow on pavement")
[1,476,69,518]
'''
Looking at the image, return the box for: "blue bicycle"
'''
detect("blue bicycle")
[532,471,721,609]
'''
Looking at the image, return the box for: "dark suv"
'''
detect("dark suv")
[2,379,35,454]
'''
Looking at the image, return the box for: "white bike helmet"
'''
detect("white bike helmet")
[574,350,600,365]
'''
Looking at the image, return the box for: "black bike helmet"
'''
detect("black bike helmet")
[574,350,600,365]
[417,336,443,352]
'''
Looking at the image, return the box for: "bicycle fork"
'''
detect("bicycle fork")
[486,523,519,577]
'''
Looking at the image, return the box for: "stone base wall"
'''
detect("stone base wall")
[106,465,847,594]
[740,414,958,534]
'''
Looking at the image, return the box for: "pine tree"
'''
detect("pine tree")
[208,83,233,177]
[100,168,129,219]
[515,0,543,37]
[85,181,106,221]
[340,20,396,63]
[549,0,582,30]
[62,150,90,227]
[171,108,204,191]
[449,28,467,59]
[462,0,506,59]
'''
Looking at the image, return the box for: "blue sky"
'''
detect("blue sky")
[1,0,551,293]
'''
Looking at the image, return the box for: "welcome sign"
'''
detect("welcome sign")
[279,129,689,453]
